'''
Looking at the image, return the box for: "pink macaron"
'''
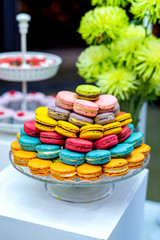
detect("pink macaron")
[94,134,118,150]
[95,95,118,113]
[24,120,41,137]
[73,99,98,117]
[40,131,65,145]
[56,91,77,110]
[117,126,131,143]
[65,138,93,153]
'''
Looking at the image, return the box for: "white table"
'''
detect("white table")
[0,166,149,240]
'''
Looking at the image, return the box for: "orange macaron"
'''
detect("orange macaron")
[132,144,151,157]
[77,163,102,181]
[102,158,129,177]
[28,158,52,176]
[125,151,145,169]
[13,150,37,167]
[11,140,22,153]
[50,162,77,180]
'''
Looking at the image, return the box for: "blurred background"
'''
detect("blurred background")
[0,0,159,202]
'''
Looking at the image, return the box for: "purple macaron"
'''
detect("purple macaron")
[48,106,70,120]
[68,112,93,127]
[113,103,120,117]
[94,112,115,125]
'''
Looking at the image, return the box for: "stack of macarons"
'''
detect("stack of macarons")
[11,84,151,181]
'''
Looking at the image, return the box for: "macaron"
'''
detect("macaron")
[55,120,79,138]
[94,112,115,125]
[40,131,65,145]
[123,132,144,147]
[13,150,37,167]
[35,106,48,116]
[65,138,93,153]
[76,84,100,101]
[93,134,118,150]
[77,163,102,181]
[127,123,134,133]
[86,150,111,165]
[109,143,134,158]
[50,162,77,181]
[23,120,41,137]
[20,126,27,136]
[79,124,104,140]
[11,140,23,153]
[68,112,93,127]
[59,149,85,166]
[117,126,131,143]
[115,112,132,127]
[28,158,52,176]
[36,144,61,159]
[48,106,70,121]
[102,158,129,177]
[56,91,77,110]
[18,135,41,151]
[73,99,98,117]
[16,132,20,140]
[125,152,145,169]
[113,102,120,117]
[103,122,122,136]
[95,95,118,113]
[132,143,151,157]
[35,114,57,131]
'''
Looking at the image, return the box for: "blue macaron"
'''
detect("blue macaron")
[59,149,85,166]
[109,143,134,158]
[36,144,61,159]
[127,123,134,133]
[86,150,111,165]
[18,135,41,151]
[20,126,27,136]
[123,132,144,147]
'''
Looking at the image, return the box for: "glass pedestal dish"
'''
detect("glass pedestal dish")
[9,152,150,203]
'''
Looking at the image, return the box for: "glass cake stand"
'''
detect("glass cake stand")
[9,151,150,203]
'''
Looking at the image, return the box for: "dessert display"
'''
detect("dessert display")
[10,84,151,183]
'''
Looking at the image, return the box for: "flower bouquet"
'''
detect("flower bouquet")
[76,0,160,127]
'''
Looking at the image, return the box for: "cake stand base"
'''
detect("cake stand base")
[45,183,114,203]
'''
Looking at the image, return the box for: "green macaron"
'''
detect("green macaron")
[76,84,100,101]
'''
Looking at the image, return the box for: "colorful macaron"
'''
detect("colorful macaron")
[50,162,77,181]
[18,135,41,151]
[13,150,37,167]
[102,158,129,177]
[59,149,85,166]
[35,114,57,131]
[86,150,111,165]
[16,132,20,140]
[20,126,28,136]
[11,140,23,153]
[23,120,41,137]
[77,163,102,181]
[68,112,93,127]
[109,143,134,158]
[132,144,151,157]
[123,132,144,147]
[125,151,145,169]
[55,120,79,138]
[79,124,104,140]
[65,138,93,153]
[115,112,132,127]
[40,131,65,145]
[93,134,118,150]
[117,126,131,143]
[127,123,134,133]
[48,106,70,121]
[95,95,118,113]
[94,112,115,125]
[36,144,61,159]
[56,91,77,110]
[76,84,100,101]
[103,122,122,136]
[73,99,98,117]
[35,106,48,116]
[28,158,52,176]
[113,102,120,117]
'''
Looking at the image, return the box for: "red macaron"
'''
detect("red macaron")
[40,131,65,145]
[23,120,41,137]
[117,126,131,143]
[65,138,93,153]
[94,134,118,150]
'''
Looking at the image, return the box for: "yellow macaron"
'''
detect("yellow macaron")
[35,106,48,116]
[77,163,102,181]
[115,113,132,127]
[11,140,23,153]
[13,150,37,167]
[102,158,129,177]
[55,120,79,138]
[103,121,122,136]
[50,162,77,180]
[132,144,151,157]
[16,132,20,140]
[79,124,104,140]
[35,114,57,131]
[28,158,52,176]
[125,152,145,169]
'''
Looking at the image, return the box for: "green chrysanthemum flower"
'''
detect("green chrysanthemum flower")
[130,0,160,24]
[76,45,111,82]
[78,6,129,45]
[134,37,160,83]
[96,67,138,100]
[110,24,145,68]
[91,0,128,7]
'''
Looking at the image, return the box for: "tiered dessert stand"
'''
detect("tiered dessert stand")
[0,13,62,134]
